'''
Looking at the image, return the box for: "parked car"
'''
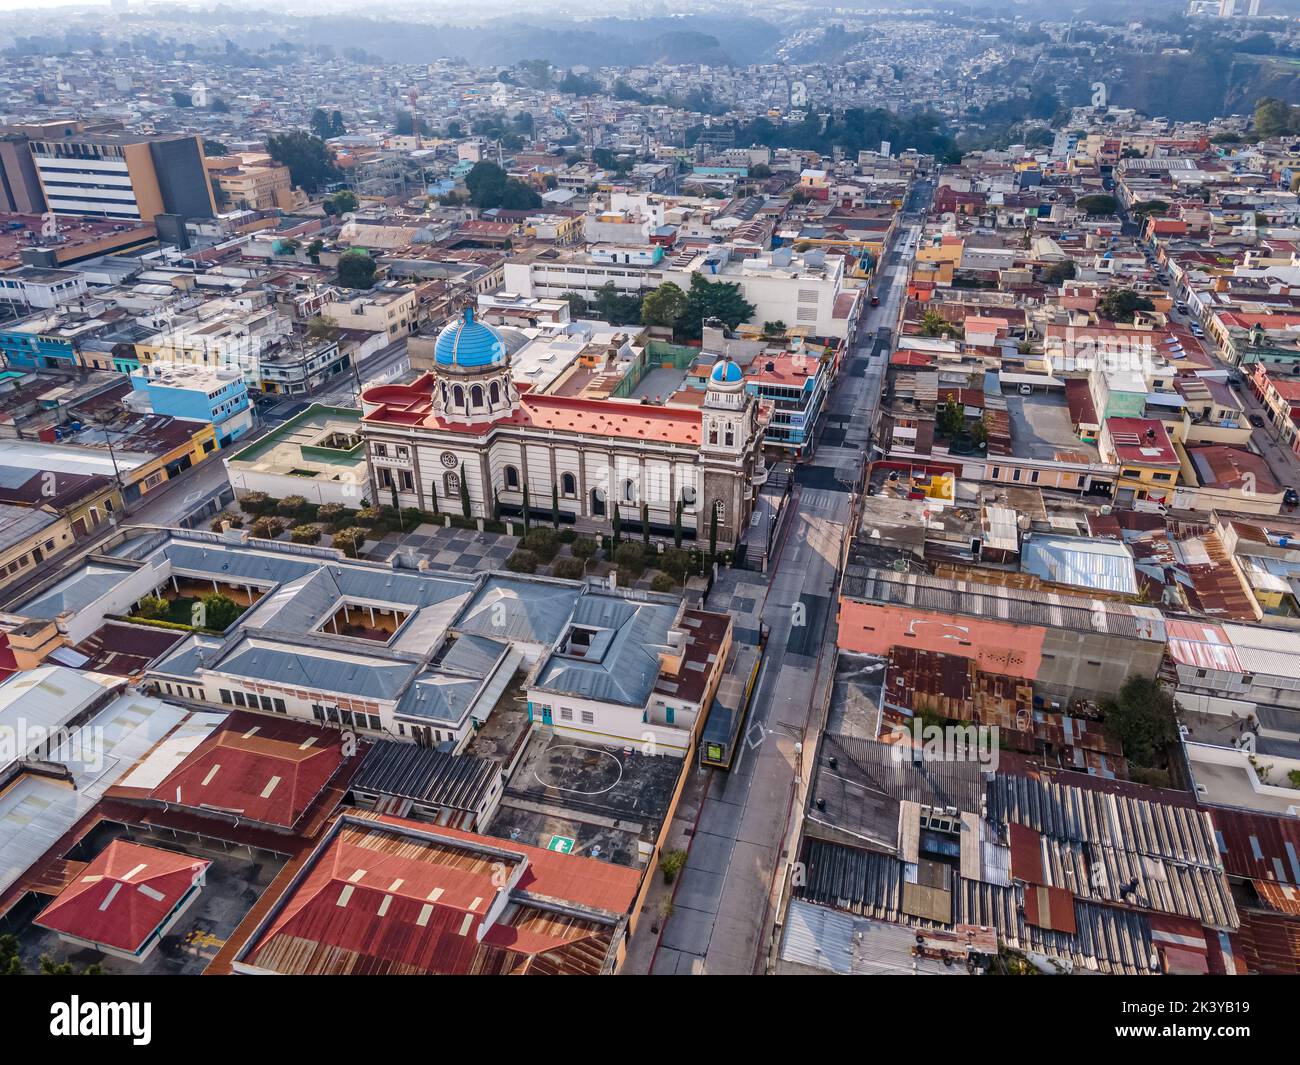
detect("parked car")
[1285,488,1299,507]
[870,294,880,306]
[1019,384,1033,396]
[1190,325,1204,338]
[1250,414,1266,428]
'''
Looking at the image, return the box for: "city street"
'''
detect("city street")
[629,180,928,974]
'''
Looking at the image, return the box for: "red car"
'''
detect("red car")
[870,294,880,306]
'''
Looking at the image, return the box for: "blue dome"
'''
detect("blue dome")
[710,359,743,384]
[435,307,505,370]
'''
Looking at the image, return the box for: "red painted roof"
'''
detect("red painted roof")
[1104,417,1179,467]
[35,840,208,953]
[363,377,702,444]
[146,711,351,829]
[246,812,640,975]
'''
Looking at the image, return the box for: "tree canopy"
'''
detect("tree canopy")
[336,249,377,289]
[265,130,340,192]
[464,161,542,211]
[1102,676,1178,770]
[680,274,756,339]
[1098,288,1155,324]
[310,107,346,139]
[1255,97,1300,139]
[641,281,688,331]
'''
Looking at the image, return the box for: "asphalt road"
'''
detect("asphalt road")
[641,181,928,974]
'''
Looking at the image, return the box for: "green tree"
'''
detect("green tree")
[1131,199,1170,218]
[459,468,472,518]
[708,504,718,558]
[1041,261,1076,285]
[306,238,324,265]
[136,595,169,620]
[336,249,377,289]
[1101,675,1178,770]
[641,281,688,331]
[171,90,192,108]
[590,282,643,326]
[681,274,756,339]
[1255,97,1300,139]
[310,107,333,140]
[1076,194,1118,216]
[920,309,954,338]
[937,397,964,437]
[521,482,531,533]
[265,130,340,192]
[464,160,541,210]
[200,593,241,631]
[203,138,229,156]
[673,498,683,548]
[1098,288,1155,324]
[560,291,588,318]
[325,189,358,215]
[570,536,597,563]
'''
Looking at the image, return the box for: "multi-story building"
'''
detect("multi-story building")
[129,367,253,449]
[28,132,215,223]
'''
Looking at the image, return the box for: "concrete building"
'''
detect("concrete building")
[28,132,215,223]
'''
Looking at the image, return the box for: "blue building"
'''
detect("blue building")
[130,367,253,448]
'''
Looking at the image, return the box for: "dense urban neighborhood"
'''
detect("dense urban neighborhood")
[0,0,1297,1008]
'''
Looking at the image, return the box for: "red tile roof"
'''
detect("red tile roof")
[34,840,208,954]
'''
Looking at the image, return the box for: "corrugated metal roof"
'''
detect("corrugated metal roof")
[1021,534,1139,596]
[842,566,1165,641]
[351,740,497,813]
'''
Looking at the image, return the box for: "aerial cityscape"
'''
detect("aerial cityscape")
[0,0,1298,1003]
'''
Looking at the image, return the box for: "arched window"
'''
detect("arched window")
[452,384,465,408]
[440,382,448,406]
[622,478,637,504]
[680,484,697,505]
[561,472,577,497]
[708,421,718,445]
[470,384,484,408]
[489,380,501,405]
[445,472,460,497]
[713,499,726,524]
[724,424,735,447]
[504,465,520,490]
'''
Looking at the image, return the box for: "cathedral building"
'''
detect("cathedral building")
[359,307,769,547]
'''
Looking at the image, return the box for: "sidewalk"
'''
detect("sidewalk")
[619,759,713,974]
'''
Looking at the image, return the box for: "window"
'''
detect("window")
[724,425,735,447]
[233,691,247,707]
[273,698,287,713]
[445,472,460,497]
[219,689,232,705]
[452,384,465,407]
[470,384,484,407]
[581,710,595,725]
[713,499,726,523]
[259,695,274,712]
[504,465,520,490]
[622,478,637,503]
[489,381,501,405]
[374,443,388,457]
[561,472,577,497]
[559,707,573,721]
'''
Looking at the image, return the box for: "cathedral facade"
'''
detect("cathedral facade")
[359,308,768,547]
